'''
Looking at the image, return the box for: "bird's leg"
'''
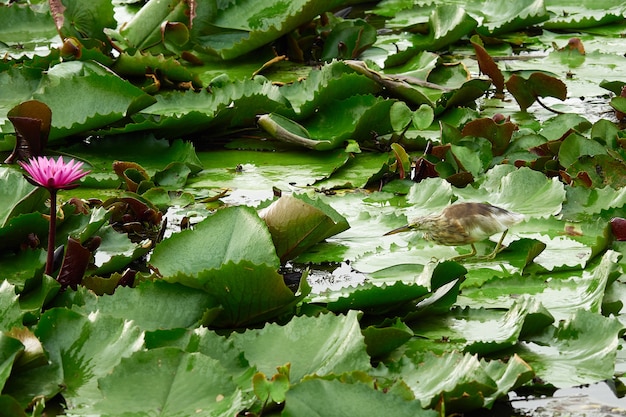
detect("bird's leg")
[482,229,509,260]
[451,243,477,261]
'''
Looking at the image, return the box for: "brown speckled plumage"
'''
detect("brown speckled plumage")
[385,202,523,259]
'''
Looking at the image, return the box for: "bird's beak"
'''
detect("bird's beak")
[384,225,412,236]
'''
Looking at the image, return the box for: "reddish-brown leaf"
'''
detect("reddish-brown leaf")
[4,101,52,163]
[470,36,504,96]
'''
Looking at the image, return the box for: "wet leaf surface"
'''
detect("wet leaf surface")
[2,1,626,415]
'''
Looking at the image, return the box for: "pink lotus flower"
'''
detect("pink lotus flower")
[19,156,90,190]
[18,156,90,277]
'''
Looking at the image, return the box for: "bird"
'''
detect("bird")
[384,202,524,260]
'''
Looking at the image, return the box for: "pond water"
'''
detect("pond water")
[508,381,626,417]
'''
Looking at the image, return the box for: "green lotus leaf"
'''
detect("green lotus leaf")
[151,206,279,278]
[544,1,626,29]
[361,318,414,359]
[50,0,115,43]
[520,308,623,388]
[4,308,144,409]
[481,354,534,408]
[78,280,215,332]
[32,61,156,141]
[385,5,478,67]
[112,51,202,88]
[283,378,437,417]
[0,281,23,332]
[460,250,619,320]
[400,351,498,411]
[0,394,27,417]
[0,168,48,228]
[0,249,46,293]
[89,225,151,276]
[476,0,548,35]
[194,0,348,59]
[259,193,349,262]
[187,326,257,390]
[87,347,246,416]
[229,310,370,382]
[18,274,60,324]
[176,261,304,328]
[279,61,382,117]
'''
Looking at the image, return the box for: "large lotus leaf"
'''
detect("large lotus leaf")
[48,311,144,408]
[4,308,144,409]
[361,318,414,359]
[89,225,151,276]
[567,154,626,189]
[460,251,619,321]
[112,51,202,88]
[293,189,417,265]
[194,0,348,59]
[0,4,57,55]
[31,61,156,141]
[18,274,60,324]
[481,354,534,408]
[63,136,202,184]
[187,327,257,390]
[511,216,608,271]
[543,0,626,29]
[0,249,46,293]
[304,95,395,145]
[313,280,430,313]
[0,69,46,139]
[259,194,349,262]
[229,310,370,382]
[475,0,549,35]
[520,308,623,388]
[384,5,478,67]
[397,351,497,411]
[310,151,391,190]
[145,78,286,116]
[171,261,304,328]
[406,297,553,355]
[150,205,279,277]
[0,335,24,394]
[49,0,115,43]
[557,131,608,169]
[279,61,382,117]
[538,113,592,142]
[456,165,566,218]
[76,280,216,332]
[259,95,396,150]
[0,394,27,417]
[372,0,547,36]
[84,347,246,416]
[283,378,437,417]
[0,168,48,228]
[113,79,291,137]
[185,148,351,205]
[561,185,626,219]
[0,281,23,333]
